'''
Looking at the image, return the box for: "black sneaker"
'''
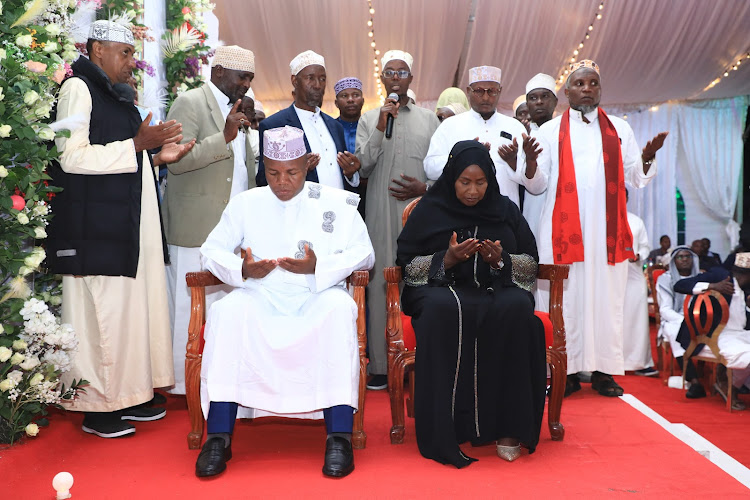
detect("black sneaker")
[120,406,167,421]
[686,383,707,399]
[366,375,388,390]
[82,412,136,438]
[634,367,659,377]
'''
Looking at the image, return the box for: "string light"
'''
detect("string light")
[557,2,606,85]
[702,51,750,91]
[367,0,385,102]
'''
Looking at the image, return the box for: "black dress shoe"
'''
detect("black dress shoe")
[196,437,232,478]
[322,436,354,478]
[686,382,706,399]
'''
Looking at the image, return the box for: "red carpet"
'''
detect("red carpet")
[3,386,749,498]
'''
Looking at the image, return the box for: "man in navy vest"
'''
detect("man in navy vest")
[256,50,360,192]
[47,20,193,438]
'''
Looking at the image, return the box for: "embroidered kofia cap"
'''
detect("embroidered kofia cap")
[334,77,362,96]
[469,66,502,85]
[513,95,526,113]
[568,59,600,83]
[263,126,306,161]
[88,20,134,46]
[381,50,413,71]
[526,73,557,95]
[290,50,325,75]
[212,45,255,73]
[734,252,750,269]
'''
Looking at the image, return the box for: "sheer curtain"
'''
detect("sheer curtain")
[675,96,749,254]
[607,105,677,250]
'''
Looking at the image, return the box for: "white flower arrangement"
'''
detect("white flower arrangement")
[0,298,85,444]
[1,0,86,445]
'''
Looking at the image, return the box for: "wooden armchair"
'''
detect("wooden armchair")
[681,290,733,411]
[184,269,370,449]
[384,197,570,444]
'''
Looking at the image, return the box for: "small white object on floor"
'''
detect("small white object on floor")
[667,375,687,389]
[52,472,74,499]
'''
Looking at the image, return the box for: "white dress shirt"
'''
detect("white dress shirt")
[294,105,359,189]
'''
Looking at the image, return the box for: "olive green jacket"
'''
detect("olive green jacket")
[164,85,256,247]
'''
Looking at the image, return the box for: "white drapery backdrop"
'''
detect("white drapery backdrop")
[606,105,678,252]
[675,96,748,256]
[609,97,748,258]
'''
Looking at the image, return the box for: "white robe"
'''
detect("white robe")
[659,274,750,385]
[522,122,546,242]
[656,271,688,358]
[423,109,546,207]
[623,212,653,370]
[534,108,655,375]
[56,78,174,412]
[199,183,375,419]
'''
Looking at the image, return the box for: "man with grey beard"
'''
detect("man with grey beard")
[533,60,657,398]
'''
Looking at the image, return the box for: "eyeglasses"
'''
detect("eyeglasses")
[470,87,500,98]
[382,70,411,79]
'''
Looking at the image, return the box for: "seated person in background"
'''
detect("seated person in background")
[674,253,750,410]
[692,239,721,271]
[703,237,721,263]
[195,126,375,478]
[648,234,671,265]
[656,247,705,397]
[396,140,546,467]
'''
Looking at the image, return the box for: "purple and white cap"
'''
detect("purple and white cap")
[263,126,306,161]
[334,77,363,96]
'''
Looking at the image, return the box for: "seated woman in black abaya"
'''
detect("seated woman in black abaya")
[396,140,546,467]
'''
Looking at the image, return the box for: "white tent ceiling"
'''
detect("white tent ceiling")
[214,0,750,116]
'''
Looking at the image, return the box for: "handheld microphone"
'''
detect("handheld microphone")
[385,92,399,139]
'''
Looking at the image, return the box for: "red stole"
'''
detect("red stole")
[552,108,634,265]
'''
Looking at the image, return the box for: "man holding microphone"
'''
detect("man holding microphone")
[355,50,440,390]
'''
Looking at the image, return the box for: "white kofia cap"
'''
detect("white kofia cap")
[212,45,255,73]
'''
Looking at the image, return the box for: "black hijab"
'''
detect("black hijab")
[397,140,518,264]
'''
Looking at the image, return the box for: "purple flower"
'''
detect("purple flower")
[135,59,156,77]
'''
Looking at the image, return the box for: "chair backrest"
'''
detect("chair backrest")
[402,197,421,227]
[682,290,730,361]
[647,264,666,324]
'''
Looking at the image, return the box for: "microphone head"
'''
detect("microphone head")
[387,92,399,101]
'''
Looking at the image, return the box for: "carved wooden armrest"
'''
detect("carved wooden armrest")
[536,264,569,351]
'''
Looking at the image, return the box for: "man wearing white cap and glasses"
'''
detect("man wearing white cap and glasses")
[533,60,658,397]
[47,20,196,438]
[424,65,545,210]
[196,126,374,478]
[256,50,361,193]
[355,49,440,390]
[511,73,559,241]
[163,45,257,395]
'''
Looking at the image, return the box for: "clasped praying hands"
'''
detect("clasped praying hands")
[241,245,318,280]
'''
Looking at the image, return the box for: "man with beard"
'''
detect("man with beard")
[355,50,440,390]
[163,45,257,394]
[48,20,195,437]
[534,60,657,397]
[256,50,360,192]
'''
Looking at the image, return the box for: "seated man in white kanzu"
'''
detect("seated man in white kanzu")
[195,126,375,478]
